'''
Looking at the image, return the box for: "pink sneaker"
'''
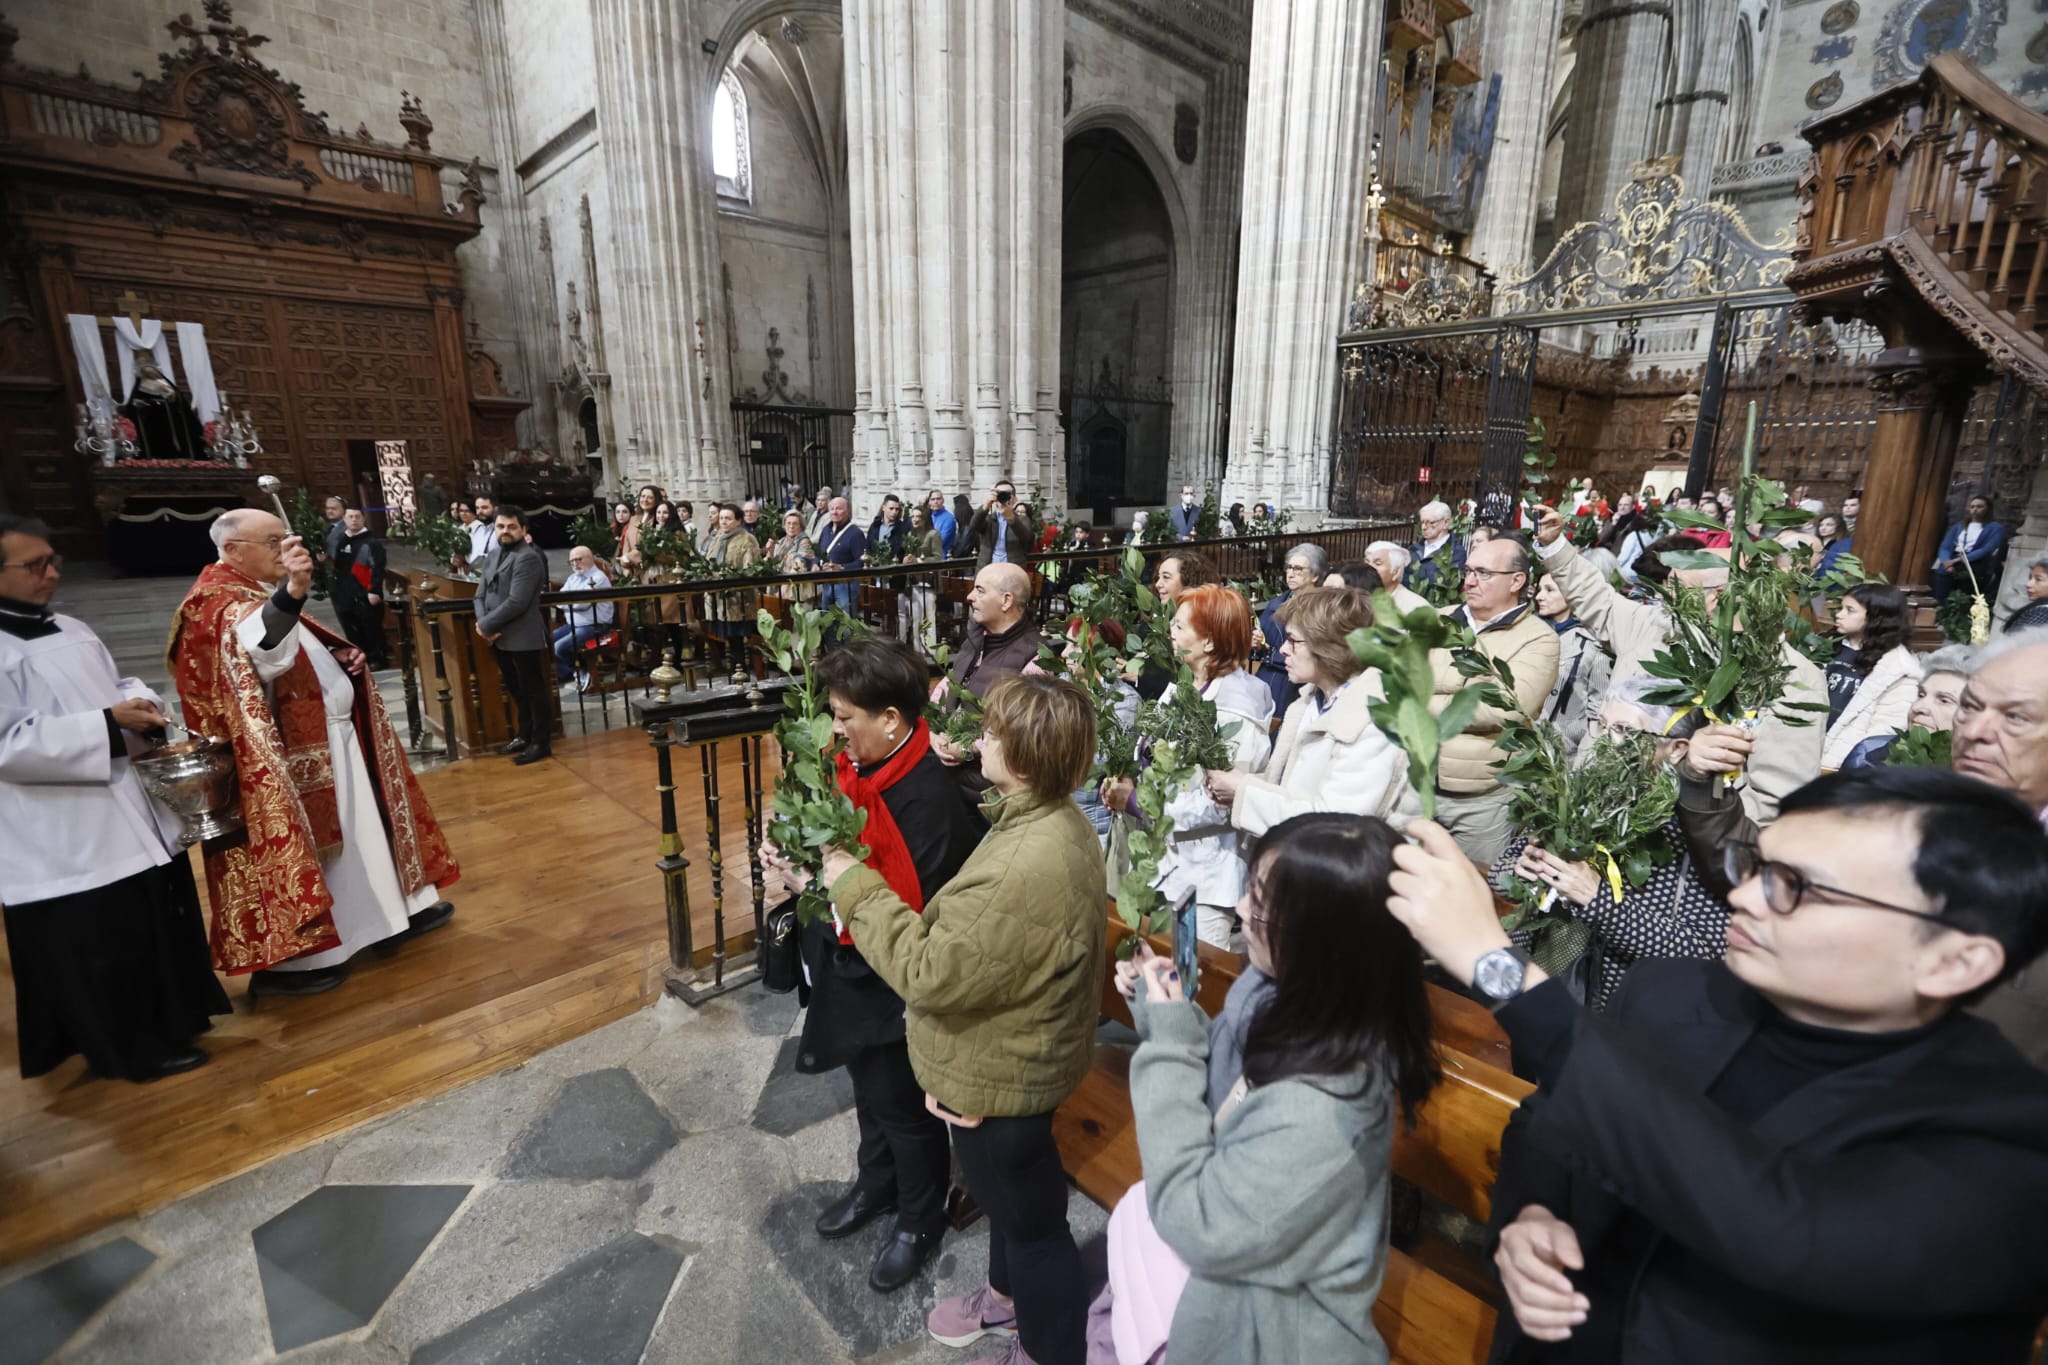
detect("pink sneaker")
[927,1283,1019,1348]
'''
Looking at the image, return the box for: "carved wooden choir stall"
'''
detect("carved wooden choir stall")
[0,2,524,561]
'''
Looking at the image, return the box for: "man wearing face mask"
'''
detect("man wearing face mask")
[1167,484,1201,540]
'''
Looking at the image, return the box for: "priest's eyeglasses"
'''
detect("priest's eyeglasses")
[1,553,61,575]
[224,536,289,550]
[1722,842,1944,922]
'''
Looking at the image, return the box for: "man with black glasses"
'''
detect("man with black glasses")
[1386,765,2048,1363]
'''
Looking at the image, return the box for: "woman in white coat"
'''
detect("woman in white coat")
[1103,584,1274,948]
[1207,587,1413,838]
[1820,583,1921,773]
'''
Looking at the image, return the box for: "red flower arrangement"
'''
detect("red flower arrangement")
[114,416,137,443]
[203,419,222,446]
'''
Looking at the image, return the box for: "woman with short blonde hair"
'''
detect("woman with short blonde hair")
[1210,587,1415,839]
[823,671,1106,1365]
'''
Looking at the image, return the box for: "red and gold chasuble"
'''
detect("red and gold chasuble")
[169,563,459,973]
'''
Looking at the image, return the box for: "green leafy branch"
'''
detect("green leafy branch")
[1494,722,1679,969]
[1881,725,1953,770]
[1114,661,1241,942]
[1346,590,1516,821]
[758,604,871,925]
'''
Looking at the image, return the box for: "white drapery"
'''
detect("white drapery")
[64,314,116,417]
[174,321,221,425]
[67,315,221,426]
[110,316,177,401]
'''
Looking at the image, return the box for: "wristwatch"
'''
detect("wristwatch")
[1472,946,1537,1006]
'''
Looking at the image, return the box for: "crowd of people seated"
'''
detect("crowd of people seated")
[405,471,2048,1362]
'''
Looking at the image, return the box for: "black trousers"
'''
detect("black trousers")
[334,598,387,666]
[846,1041,951,1236]
[494,645,550,750]
[952,1111,1087,1365]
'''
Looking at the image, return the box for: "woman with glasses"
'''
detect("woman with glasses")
[1488,674,1728,1010]
[1206,587,1412,838]
[1093,812,1439,1365]
[1252,543,1327,715]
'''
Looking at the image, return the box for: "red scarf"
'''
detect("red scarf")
[834,718,933,944]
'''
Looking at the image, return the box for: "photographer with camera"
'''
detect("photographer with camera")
[967,479,1033,571]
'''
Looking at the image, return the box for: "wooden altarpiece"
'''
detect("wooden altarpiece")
[0,2,509,556]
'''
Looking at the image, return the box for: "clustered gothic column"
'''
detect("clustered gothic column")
[1663,0,1741,184]
[1552,0,1670,237]
[1222,0,1382,516]
[589,0,738,501]
[1170,63,1250,493]
[1469,0,1568,274]
[843,0,1065,508]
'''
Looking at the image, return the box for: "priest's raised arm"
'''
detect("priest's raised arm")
[169,509,460,998]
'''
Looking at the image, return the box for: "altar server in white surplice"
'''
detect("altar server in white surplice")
[0,514,229,1082]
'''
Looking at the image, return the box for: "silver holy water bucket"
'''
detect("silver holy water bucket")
[133,735,245,847]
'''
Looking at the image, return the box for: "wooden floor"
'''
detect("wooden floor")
[0,726,780,1270]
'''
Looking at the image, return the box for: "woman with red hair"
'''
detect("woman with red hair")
[1105,584,1275,947]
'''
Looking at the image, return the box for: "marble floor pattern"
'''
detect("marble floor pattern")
[0,986,1111,1365]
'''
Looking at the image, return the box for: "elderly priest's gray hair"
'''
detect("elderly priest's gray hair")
[209,507,268,552]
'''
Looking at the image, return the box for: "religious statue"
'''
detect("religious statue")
[119,359,209,461]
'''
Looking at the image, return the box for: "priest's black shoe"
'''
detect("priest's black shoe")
[138,1047,210,1082]
[497,738,526,755]
[398,901,456,941]
[512,746,551,766]
[869,1229,941,1294]
[815,1188,895,1240]
[247,965,347,998]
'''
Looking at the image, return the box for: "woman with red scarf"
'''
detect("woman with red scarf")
[774,636,986,1294]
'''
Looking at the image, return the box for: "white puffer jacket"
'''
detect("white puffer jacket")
[1155,670,1274,910]
[1821,643,1921,772]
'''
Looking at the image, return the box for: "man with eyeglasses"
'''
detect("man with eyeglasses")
[1405,499,1465,594]
[1428,535,1559,864]
[1385,765,2048,1362]
[170,508,459,998]
[0,514,231,1082]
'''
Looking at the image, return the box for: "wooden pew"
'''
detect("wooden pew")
[1053,912,1532,1365]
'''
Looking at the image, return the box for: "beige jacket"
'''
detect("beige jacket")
[1820,643,1920,771]
[1539,537,1824,824]
[1428,603,1560,795]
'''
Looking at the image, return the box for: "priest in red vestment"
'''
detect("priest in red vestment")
[170,509,458,997]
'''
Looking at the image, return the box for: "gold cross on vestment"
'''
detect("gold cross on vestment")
[115,289,148,332]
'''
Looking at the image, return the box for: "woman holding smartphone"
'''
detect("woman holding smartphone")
[1094,812,1440,1365]
[821,673,1106,1365]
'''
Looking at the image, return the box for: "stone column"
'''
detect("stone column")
[844,0,1066,509]
[471,0,549,449]
[1552,0,1670,237]
[1171,64,1250,493]
[1663,0,1740,184]
[1222,0,1382,516]
[1469,0,1567,275]
[589,0,738,501]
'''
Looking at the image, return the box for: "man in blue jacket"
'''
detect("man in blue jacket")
[814,495,867,613]
[1932,494,2007,602]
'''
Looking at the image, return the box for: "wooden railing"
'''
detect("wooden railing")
[1793,54,2048,377]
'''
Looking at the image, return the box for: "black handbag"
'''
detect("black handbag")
[761,901,802,993]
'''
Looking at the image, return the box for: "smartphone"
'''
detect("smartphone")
[1170,886,1199,1000]
[925,1092,984,1128]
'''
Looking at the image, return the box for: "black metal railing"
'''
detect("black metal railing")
[396,524,1406,755]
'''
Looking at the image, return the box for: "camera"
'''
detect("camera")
[996,489,1014,504]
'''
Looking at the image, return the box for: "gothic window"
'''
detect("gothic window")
[714,68,752,203]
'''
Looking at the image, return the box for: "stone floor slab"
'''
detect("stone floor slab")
[736,983,801,1037]
[410,1232,686,1365]
[326,1064,559,1185]
[0,1236,154,1365]
[759,1180,961,1358]
[55,1236,272,1365]
[251,1183,470,1352]
[749,1037,857,1137]
[502,1068,680,1180]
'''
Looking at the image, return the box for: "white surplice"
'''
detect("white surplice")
[0,617,185,905]
[234,613,437,970]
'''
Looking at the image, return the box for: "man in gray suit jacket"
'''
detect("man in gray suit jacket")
[475,505,552,765]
